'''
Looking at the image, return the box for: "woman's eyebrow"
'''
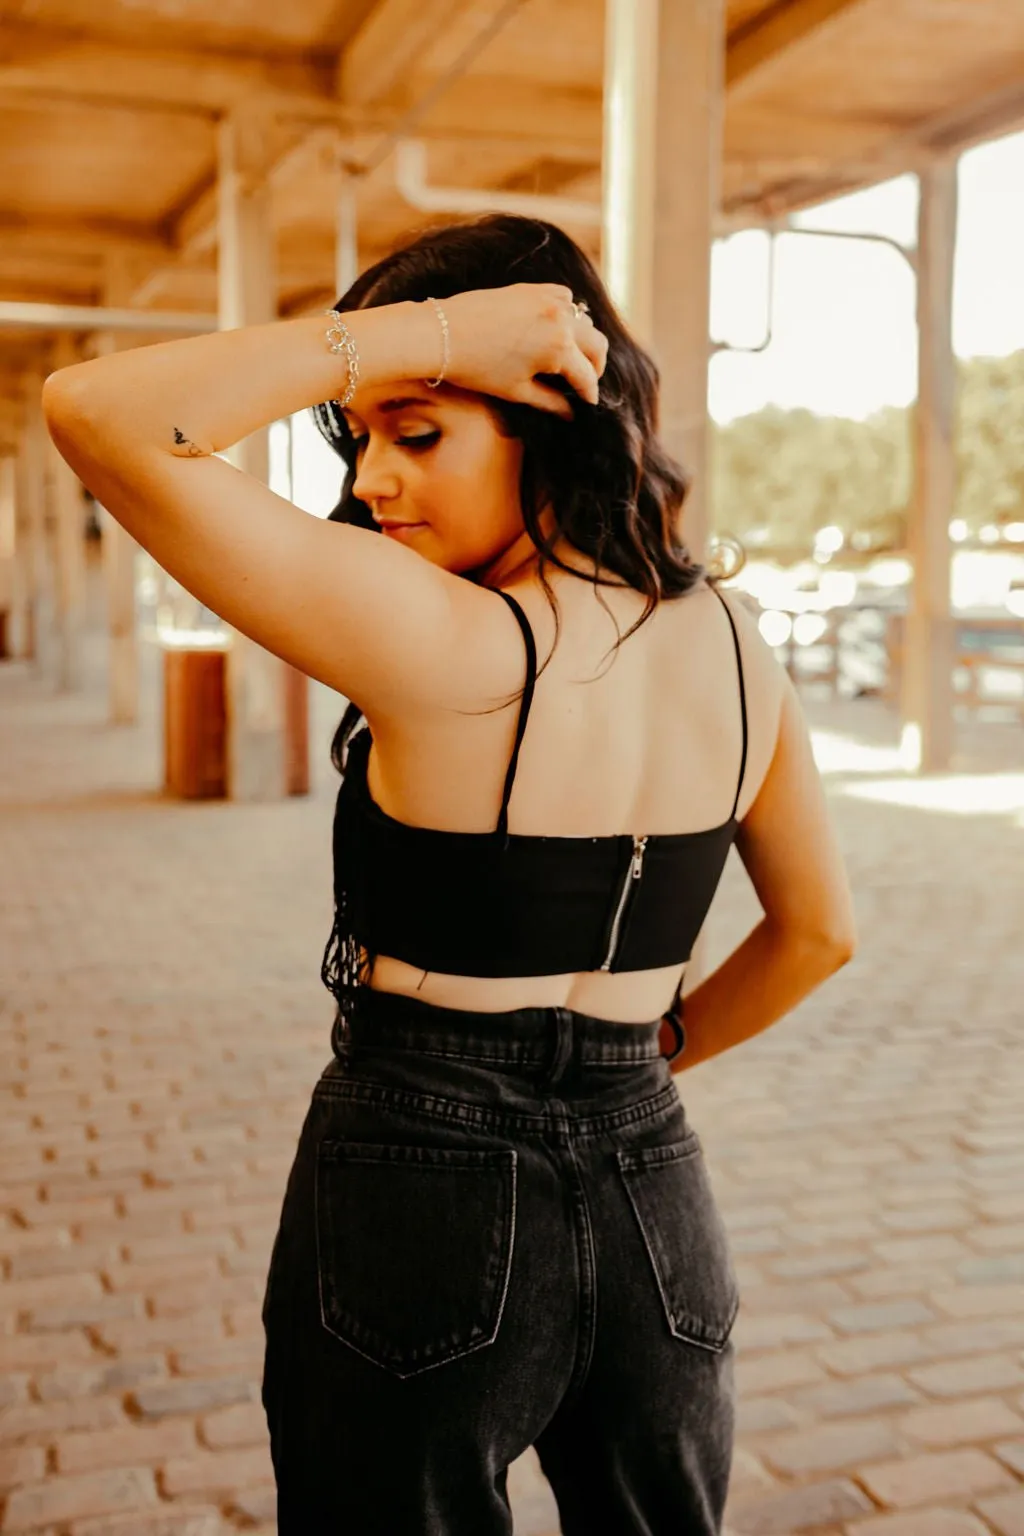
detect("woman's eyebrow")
[343,396,436,432]
[377,396,436,415]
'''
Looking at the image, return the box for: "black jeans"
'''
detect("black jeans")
[261,990,738,1535]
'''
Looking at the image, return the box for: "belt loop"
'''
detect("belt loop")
[537,1007,574,1088]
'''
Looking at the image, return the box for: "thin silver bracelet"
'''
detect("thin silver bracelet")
[424,297,449,389]
[324,309,360,409]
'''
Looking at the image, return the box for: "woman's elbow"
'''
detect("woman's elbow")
[816,914,858,971]
[829,927,858,968]
[774,916,858,974]
[42,369,88,438]
[41,370,113,469]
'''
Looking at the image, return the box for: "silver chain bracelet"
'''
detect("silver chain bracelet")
[424,297,450,389]
[324,309,360,410]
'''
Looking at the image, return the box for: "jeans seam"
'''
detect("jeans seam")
[560,1137,598,1412]
[312,1077,680,1141]
[346,1042,662,1067]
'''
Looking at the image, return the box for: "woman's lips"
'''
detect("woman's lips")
[380,522,425,541]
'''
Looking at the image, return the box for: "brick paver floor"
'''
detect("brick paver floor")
[2,620,1023,1535]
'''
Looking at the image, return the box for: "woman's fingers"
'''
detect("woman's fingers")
[557,342,601,406]
[517,379,575,419]
[442,284,609,409]
[576,315,609,379]
[556,304,608,403]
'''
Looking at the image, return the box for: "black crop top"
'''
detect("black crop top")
[321,586,748,1017]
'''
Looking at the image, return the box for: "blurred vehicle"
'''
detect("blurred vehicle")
[735,551,1024,712]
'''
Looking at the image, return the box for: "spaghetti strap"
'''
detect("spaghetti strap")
[494,589,537,844]
[710,586,749,821]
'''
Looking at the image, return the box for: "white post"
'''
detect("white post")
[0,454,15,657]
[601,0,659,344]
[602,0,723,562]
[218,110,288,800]
[602,0,724,1006]
[17,379,52,673]
[48,334,88,690]
[901,158,958,773]
[335,177,360,299]
[98,254,143,723]
[11,435,34,660]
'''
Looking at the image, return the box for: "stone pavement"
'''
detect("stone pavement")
[2,622,1024,1536]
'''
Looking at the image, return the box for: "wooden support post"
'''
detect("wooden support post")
[11,435,33,660]
[0,454,14,658]
[602,0,724,561]
[98,254,145,723]
[16,379,52,671]
[48,334,88,690]
[602,0,658,342]
[901,158,958,773]
[603,0,723,1003]
[335,176,360,299]
[218,111,294,801]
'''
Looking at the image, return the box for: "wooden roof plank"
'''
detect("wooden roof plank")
[726,0,877,100]
[338,0,485,108]
[0,22,335,116]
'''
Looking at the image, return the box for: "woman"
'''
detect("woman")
[43,214,856,1536]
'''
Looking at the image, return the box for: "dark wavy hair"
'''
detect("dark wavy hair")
[313,213,715,769]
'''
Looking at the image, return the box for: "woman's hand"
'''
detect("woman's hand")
[436,284,609,418]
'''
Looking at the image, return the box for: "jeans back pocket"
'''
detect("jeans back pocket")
[616,1135,739,1353]
[315,1140,517,1379]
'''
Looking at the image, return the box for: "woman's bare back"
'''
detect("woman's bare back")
[365,574,784,1021]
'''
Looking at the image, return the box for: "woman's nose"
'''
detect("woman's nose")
[351,440,400,505]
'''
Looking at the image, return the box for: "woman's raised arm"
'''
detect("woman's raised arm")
[39,287,605,715]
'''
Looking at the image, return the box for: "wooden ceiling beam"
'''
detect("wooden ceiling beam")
[143,71,600,298]
[0,216,173,267]
[912,75,1024,156]
[726,0,876,102]
[171,181,221,263]
[0,22,601,145]
[156,124,339,286]
[348,74,602,151]
[725,64,1024,223]
[337,0,482,109]
[0,23,335,118]
[725,110,902,163]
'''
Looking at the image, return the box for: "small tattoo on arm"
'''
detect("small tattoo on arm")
[172,427,206,458]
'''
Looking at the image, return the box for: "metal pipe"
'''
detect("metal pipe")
[711,229,777,356]
[0,302,217,335]
[393,139,601,226]
[778,219,918,272]
[710,216,917,361]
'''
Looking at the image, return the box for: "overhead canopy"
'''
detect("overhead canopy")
[2,0,1024,414]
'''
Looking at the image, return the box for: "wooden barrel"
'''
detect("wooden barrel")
[163,642,228,799]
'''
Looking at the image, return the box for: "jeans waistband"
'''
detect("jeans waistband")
[336,988,680,1081]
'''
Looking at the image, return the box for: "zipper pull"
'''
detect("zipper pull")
[631,835,649,878]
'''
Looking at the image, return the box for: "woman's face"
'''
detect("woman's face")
[344,383,526,574]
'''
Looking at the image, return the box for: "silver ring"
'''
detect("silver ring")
[570,299,590,321]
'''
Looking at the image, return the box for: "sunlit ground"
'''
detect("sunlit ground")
[811,721,1024,819]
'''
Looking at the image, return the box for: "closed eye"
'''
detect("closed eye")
[348,430,440,455]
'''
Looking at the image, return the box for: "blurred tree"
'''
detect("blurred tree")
[711,348,1024,556]
[957,353,1024,531]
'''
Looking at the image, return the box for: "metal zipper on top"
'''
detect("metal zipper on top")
[598,835,649,971]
